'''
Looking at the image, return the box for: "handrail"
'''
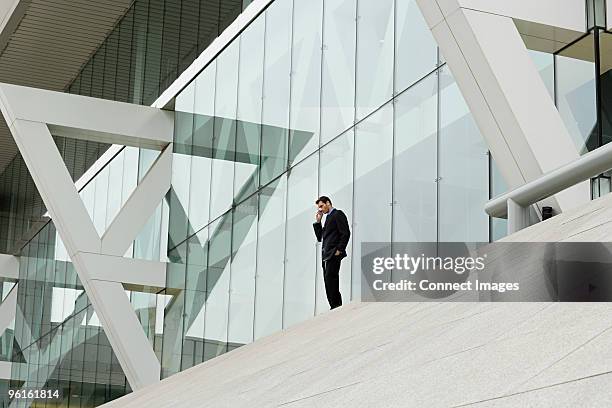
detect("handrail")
[485,141,612,233]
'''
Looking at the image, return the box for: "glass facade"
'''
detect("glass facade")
[4,0,604,406]
[0,138,110,255]
[164,0,492,377]
[0,0,250,258]
[66,0,248,106]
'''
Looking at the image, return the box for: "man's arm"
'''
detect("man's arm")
[335,210,351,253]
[313,222,323,242]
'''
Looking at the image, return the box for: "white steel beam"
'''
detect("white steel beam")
[0,84,173,390]
[0,83,173,150]
[9,119,101,256]
[101,146,172,256]
[416,0,591,216]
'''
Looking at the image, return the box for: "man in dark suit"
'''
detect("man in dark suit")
[313,196,351,309]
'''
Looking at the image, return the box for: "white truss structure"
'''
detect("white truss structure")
[0,83,174,389]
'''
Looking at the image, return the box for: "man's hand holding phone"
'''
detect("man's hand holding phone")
[315,210,323,223]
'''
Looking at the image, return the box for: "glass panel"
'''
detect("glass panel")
[556,34,597,153]
[490,158,508,241]
[91,46,106,99]
[135,150,163,261]
[260,0,293,186]
[352,103,393,298]
[356,0,394,119]
[189,63,217,234]
[393,72,437,242]
[174,82,196,154]
[395,0,437,93]
[106,149,125,226]
[210,42,239,221]
[438,66,489,242]
[598,33,612,146]
[318,130,354,311]
[529,50,555,101]
[168,83,196,249]
[103,30,119,100]
[228,195,258,346]
[131,0,149,104]
[283,155,318,327]
[160,0,181,92]
[254,175,286,339]
[182,233,208,370]
[587,0,607,29]
[161,243,187,378]
[116,8,134,103]
[143,0,164,105]
[167,152,192,249]
[289,0,323,165]
[93,166,110,235]
[235,17,265,203]
[178,0,200,72]
[204,216,231,360]
[320,0,356,145]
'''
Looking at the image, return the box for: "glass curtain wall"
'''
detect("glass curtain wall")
[66,0,247,106]
[165,0,491,376]
[0,138,110,254]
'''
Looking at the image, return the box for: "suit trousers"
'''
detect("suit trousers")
[322,256,343,309]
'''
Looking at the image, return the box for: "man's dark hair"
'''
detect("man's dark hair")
[315,196,332,205]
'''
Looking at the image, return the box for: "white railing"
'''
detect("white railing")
[485,141,612,234]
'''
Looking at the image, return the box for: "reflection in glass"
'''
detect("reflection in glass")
[352,103,393,298]
[204,216,231,360]
[261,0,292,186]
[393,72,437,242]
[161,243,187,378]
[254,176,286,339]
[289,0,323,165]
[529,50,555,101]
[598,33,612,146]
[395,0,438,94]
[284,155,318,327]
[188,63,217,234]
[228,196,258,345]
[236,17,265,203]
[439,66,489,242]
[167,153,192,249]
[490,158,508,242]
[356,0,394,119]
[181,233,207,370]
[321,0,356,145]
[556,34,597,153]
[210,42,239,221]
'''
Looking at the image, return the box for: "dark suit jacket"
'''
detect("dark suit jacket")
[313,209,351,261]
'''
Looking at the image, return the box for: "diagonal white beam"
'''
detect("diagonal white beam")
[101,146,172,256]
[69,265,161,389]
[8,119,101,256]
[0,86,172,390]
[417,0,590,215]
[0,83,173,150]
